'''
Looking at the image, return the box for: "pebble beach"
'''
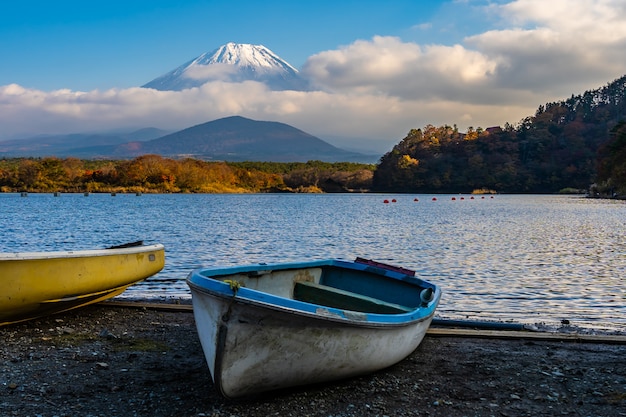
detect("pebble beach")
[1,302,625,417]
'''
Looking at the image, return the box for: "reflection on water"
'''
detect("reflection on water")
[1,193,624,333]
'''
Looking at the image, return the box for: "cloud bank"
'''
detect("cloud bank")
[2,0,626,153]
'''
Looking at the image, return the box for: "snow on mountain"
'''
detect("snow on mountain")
[142,42,310,91]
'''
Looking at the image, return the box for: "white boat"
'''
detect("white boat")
[186,258,441,398]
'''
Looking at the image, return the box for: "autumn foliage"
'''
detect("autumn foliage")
[0,155,375,194]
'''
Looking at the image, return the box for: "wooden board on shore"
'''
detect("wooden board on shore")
[426,327,626,344]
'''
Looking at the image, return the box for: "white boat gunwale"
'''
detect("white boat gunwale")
[0,243,165,261]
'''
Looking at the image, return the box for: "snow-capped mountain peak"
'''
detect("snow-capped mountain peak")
[199,42,298,71]
[142,42,308,91]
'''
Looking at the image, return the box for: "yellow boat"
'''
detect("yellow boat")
[0,242,165,326]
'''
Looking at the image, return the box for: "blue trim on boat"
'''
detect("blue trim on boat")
[186,259,441,326]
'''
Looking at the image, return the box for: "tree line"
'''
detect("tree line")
[0,155,375,194]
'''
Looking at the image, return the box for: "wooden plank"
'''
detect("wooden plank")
[293,281,412,314]
[427,327,626,344]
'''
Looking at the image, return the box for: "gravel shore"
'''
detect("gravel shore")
[1,303,625,417]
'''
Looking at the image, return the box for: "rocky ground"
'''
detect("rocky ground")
[1,303,625,417]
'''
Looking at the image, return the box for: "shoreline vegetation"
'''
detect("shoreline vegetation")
[1,155,623,198]
[0,156,376,195]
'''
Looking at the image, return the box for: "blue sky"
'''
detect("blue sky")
[1,0,462,91]
[2,0,626,152]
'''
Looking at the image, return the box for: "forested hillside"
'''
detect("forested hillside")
[373,75,626,195]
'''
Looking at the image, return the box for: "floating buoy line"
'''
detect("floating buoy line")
[384,195,495,203]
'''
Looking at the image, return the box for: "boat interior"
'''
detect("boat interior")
[211,264,433,315]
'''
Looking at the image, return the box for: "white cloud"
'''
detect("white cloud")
[0,79,533,153]
[474,0,626,92]
[2,0,626,154]
[302,36,499,100]
[302,37,424,91]
[498,0,626,41]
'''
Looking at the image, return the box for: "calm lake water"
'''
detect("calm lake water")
[1,192,624,333]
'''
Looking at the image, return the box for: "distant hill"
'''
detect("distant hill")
[0,117,377,163]
[0,128,169,158]
[142,43,309,92]
[115,116,375,163]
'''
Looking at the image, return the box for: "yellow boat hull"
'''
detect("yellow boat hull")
[0,243,165,326]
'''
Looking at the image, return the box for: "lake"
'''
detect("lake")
[1,192,624,334]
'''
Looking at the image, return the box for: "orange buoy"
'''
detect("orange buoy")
[384,199,389,203]
[432,197,437,201]
[451,197,456,201]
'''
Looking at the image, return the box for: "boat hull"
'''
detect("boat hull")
[187,259,440,398]
[0,244,165,326]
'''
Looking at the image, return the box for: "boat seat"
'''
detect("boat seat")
[293,281,413,314]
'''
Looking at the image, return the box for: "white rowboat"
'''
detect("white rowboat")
[187,258,441,398]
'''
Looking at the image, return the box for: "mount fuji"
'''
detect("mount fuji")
[142,42,310,91]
